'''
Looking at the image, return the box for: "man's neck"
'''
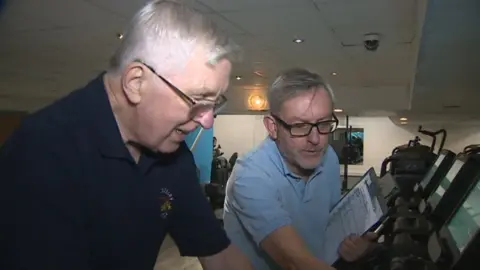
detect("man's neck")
[103,73,141,162]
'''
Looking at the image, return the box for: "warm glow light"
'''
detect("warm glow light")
[400,121,408,125]
[400,117,408,121]
[235,76,242,80]
[332,72,337,76]
[293,38,304,43]
[334,108,343,113]
[247,94,267,111]
[117,33,124,39]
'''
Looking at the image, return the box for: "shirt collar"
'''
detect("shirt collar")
[83,73,132,160]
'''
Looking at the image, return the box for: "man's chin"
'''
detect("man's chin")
[298,156,324,170]
[157,141,182,154]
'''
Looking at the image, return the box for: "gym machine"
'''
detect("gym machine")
[380,126,448,193]
[385,149,456,206]
[334,153,480,270]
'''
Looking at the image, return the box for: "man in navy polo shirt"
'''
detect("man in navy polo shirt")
[0,1,252,270]
[223,69,376,270]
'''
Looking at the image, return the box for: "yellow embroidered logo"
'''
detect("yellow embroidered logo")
[159,188,174,219]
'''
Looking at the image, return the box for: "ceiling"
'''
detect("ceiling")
[0,0,478,126]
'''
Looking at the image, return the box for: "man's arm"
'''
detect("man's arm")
[198,244,253,270]
[229,161,335,270]
[167,145,253,270]
[260,226,335,270]
[0,124,91,270]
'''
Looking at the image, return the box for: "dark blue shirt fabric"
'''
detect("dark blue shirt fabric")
[0,74,230,270]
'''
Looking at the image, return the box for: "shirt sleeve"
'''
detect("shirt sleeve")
[0,123,91,270]
[228,158,292,246]
[168,145,230,257]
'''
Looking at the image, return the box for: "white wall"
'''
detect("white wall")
[213,115,480,176]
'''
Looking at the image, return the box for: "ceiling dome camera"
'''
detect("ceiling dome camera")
[364,33,380,51]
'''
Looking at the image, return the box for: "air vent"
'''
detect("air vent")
[443,105,461,109]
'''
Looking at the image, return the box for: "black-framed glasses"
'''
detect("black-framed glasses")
[271,114,339,137]
[137,60,228,116]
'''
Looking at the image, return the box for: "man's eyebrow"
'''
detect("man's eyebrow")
[291,115,333,123]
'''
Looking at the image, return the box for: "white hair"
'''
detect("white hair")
[109,0,242,74]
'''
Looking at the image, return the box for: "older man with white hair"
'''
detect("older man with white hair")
[0,1,252,270]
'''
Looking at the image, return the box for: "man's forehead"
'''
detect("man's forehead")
[281,91,332,121]
[182,59,231,97]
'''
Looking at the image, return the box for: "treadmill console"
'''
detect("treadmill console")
[427,159,465,209]
[417,150,456,198]
[429,173,480,270]
[426,155,480,229]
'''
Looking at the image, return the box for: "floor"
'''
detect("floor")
[153,176,363,269]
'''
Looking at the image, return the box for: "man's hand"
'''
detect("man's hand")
[338,232,377,262]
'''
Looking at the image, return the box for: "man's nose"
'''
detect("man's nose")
[193,110,215,129]
[307,126,321,144]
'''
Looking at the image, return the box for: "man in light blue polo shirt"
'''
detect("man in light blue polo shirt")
[223,68,375,270]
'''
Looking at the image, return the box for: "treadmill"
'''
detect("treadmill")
[391,154,480,238]
[428,169,480,270]
[426,154,480,229]
[390,149,456,206]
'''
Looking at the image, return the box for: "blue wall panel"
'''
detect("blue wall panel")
[185,127,213,183]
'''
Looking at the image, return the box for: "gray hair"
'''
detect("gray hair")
[267,68,335,114]
[109,0,242,74]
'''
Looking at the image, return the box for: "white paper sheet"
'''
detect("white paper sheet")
[323,174,383,264]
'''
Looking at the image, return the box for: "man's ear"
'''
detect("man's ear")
[121,63,146,105]
[263,115,278,140]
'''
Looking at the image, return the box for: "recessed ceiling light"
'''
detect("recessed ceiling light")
[235,76,242,80]
[332,72,337,76]
[400,117,408,121]
[117,33,124,40]
[293,38,304,44]
[334,108,343,113]
[400,121,408,125]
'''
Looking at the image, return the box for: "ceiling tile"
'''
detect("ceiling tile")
[89,0,215,18]
[221,6,330,38]
[318,0,416,27]
[335,27,415,46]
[8,0,123,28]
[198,0,307,12]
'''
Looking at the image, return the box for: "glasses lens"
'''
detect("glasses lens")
[290,121,338,136]
[189,95,227,117]
[213,98,227,115]
[318,121,337,134]
[290,124,312,136]
[190,104,213,117]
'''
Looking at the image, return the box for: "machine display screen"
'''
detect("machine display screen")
[429,159,465,207]
[446,176,480,252]
[420,153,446,188]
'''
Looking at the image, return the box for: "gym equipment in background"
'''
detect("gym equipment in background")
[335,151,480,270]
[380,126,448,196]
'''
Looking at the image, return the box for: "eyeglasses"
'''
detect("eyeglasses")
[271,114,339,137]
[137,60,228,116]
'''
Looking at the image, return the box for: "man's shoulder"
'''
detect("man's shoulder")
[236,139,279,174]
[1,79,100,159]
[324,145,340,167]
[1,113,76,163]
[228,139,282,193]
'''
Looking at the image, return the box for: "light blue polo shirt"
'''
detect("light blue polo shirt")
[223,137,341,270]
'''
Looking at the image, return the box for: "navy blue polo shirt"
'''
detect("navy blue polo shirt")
[0,74,230,270]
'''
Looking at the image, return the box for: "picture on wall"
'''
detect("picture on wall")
[329,128,364,165]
